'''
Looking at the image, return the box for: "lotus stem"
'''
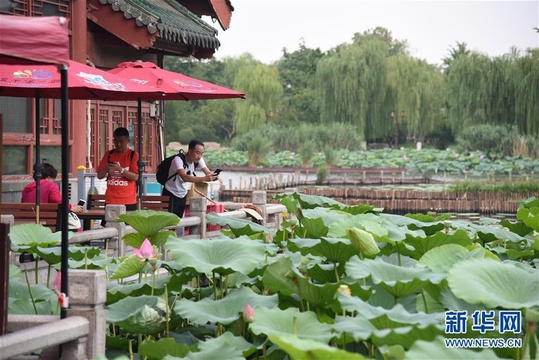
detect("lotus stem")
[128,339,134,360]
[213,271,217,300]
[151,271,155,296]
[520,322,533,360]
[421,290,428,313]
[334,262,339,282]
[292,316,298,336]
[24,270,38,314]
[217,323,223,337]
[46,265,51,288]
[34,255,39,284]
[84,248,88,269]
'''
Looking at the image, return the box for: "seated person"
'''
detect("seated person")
[21,163,84,214]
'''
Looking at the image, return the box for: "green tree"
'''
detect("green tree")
[233,63,283,134]
[276,41,324,125]
[316,37,390,140]
[386,56,445,144]
[514,49,539,136]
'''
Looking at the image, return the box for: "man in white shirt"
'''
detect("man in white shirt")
[162,139,219,219]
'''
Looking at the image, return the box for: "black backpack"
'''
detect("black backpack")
[156,149,198,185]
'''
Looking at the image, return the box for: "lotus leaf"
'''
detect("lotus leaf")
[290,237,358,263]
[419,244,470,273]
[346,256,444,297]
[404,228,473,259]
[206,212,270,236]
[287,192,343,209]
[268,333,367,359]
[9,223,63,247]
[174,286,278,325]
[499,219,533,236]
[162,343,244,360]
[165,236,267,275]
[198,331,256,357]
[332,213,389,242]
[249,307,334,342]
[9,281,58,315]
[517,205,539,232]
[335,315,444,349]
[123,230,175,248]
[404,336,499,359]
[109,254,146,280]
[106,295,166,335]
[107,273,193,303]
[451,220,525,243]
[117,210,179,236]
[447,258,539,308]
[138,338,190,359]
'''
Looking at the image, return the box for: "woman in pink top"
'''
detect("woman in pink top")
[21,163,83,213]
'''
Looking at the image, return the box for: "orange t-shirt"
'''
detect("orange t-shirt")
[97,149,139,205]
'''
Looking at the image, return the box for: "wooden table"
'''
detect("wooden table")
[77,210,105,230]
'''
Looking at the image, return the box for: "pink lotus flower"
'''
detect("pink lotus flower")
[133,239,158,263]
[53,271,61,295]
[243,304,255,323]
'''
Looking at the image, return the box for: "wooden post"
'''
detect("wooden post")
[0,222,9,335]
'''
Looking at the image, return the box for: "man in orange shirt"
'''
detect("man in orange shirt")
[96,127,139,210]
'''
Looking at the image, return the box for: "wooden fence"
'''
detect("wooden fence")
[220,188,536,215]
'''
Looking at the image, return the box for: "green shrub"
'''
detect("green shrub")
[298,140,316,167]
[317,165,329,184]
[246,134,271,167]
[457,124,518,158]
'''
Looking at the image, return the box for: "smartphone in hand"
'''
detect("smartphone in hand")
[213,168,222,175]
[78,199,86,206]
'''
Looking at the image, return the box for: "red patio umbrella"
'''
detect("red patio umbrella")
[0,15,69,65]
[0,15,72,321]
[108,61,245,203]
[0,60,164,100]
[0,60,164,212]
[0,58,164,317]
[108,61,246,100]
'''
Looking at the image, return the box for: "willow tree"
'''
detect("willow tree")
[514,49,539,136]
[316,38,390,140]
[445,52,492,135]
[233,63,283,135]
[385,55,421,141]
[409,61,445,143]
[445,48,538,137]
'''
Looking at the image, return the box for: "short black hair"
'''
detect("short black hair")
[188,139,204,150]
[113,127,129,138]
[41,163,58,180]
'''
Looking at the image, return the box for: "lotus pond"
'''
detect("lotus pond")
[8,193,539,359]
[203,148,539,179]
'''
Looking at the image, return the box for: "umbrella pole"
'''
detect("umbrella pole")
[137,98,143,210]
[34,93,41,223]
[59,64,69,319]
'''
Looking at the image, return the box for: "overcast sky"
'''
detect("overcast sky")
[211,0,539,66]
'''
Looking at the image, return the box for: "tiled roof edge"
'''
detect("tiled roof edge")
[100,0,220,50]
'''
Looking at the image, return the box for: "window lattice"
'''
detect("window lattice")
[112,110,123,126]
[0,0,70,17]
[52,117,61,135]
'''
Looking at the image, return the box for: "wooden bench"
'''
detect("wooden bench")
[0,203,60,231]
[86,194,169,212]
